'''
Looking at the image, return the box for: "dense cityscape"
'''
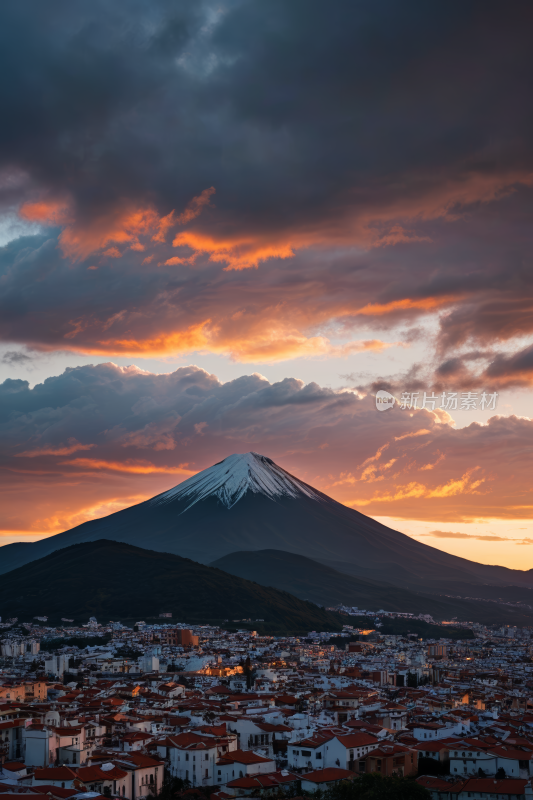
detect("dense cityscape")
[2,613,533,799]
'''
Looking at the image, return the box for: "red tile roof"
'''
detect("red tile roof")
[77,765,128,781]
[302,768,356,783]
[461,778,528,794]
[335,733,379,747]
[34,768,78,781]
[416,776,455,790]
[217,749,274,765]
[28,786,79,798]
[226,771,298,789]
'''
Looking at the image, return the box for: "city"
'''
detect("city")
[1,614,533,799]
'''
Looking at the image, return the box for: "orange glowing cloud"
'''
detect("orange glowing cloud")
[225,335,395,363]
[58,205,162,260]
[393,429,432,441]
[160,171,533,272]
[171,230,296,270]
[358,296,460,316]
[61,457,194,475]
[54,301,400,362]
[96,323,211,356]
[18,188,218,262]
[29,495,153,535]
[150,190,215,244]
[151,210,177,244]
[352,467,486,505]
[420,452,445,471]
[16,439,95,458]
[164,255,195,265]
[20,198,71,225]
[103,246,122,258]
[18,172,533,281]
[10,173,533,372]
[175,187,216,224]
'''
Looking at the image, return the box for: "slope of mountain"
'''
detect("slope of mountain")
[1,452,532,594]
[0,540,346,633]
[211,549,533,626]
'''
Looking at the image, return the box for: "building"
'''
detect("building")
[362,743,418,777]
[160,628,199,647]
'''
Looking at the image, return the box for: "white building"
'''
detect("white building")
[44,655,70,678]
[138,655,159,673]
[215,750,276,789]
[171,740,218,786]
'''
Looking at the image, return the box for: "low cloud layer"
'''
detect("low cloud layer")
[424,530,533,544]
[1,363,533,540]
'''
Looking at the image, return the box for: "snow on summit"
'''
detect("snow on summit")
[151,452,322,510]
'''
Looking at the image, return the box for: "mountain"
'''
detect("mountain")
[2,452,532,596]
[211,549,533,626]
[0,540,347,634]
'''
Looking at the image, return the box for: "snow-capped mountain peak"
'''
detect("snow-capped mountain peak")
[150,451,322,510]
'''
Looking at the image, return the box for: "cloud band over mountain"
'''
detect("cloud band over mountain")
[2,363,533,541]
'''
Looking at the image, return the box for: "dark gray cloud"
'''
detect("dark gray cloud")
[0,0,533,216]
[1,350,34,366]
[0,0,531,223]
[484,344,533,386]
[0,0,532,372]
[0,363,352,455]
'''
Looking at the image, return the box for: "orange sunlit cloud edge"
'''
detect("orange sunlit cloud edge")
[19,170,533,268]
[9,171,533,386]
[1,362,533,570]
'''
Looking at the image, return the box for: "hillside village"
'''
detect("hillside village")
[1,619,533,799]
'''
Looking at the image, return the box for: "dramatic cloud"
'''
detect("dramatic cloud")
[1,363,533,542]
[1,350,35,366]
[0,0,532,377]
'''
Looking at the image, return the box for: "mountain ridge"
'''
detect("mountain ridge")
[1,452,531,596]
[211,549,533,626]
[0,539,347,634]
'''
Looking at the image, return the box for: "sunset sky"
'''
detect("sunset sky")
[1,0,532,569]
